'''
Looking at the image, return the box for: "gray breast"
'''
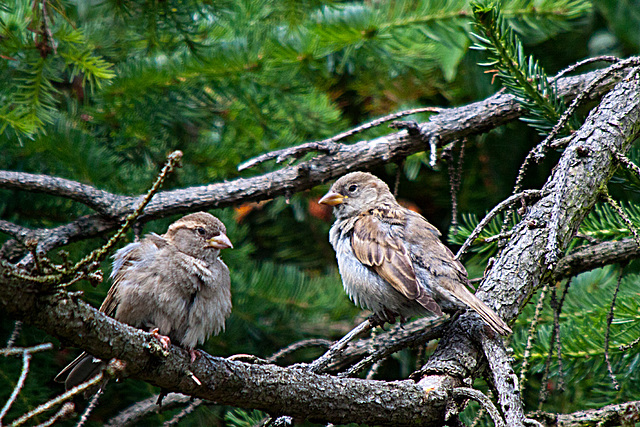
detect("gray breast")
[330,223,426,319]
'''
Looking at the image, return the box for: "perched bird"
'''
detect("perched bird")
[319,172,511,335]
[55,212,233,389]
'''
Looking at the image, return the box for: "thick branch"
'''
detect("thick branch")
[0,68,622,258]
[0,171,125,215]
[532,400,640,427]
[422,70,640,420]
[553,237,640,279]
[0,267,447,426]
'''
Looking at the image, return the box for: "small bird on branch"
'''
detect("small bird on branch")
[55,212,234,389]
[320,172,511,336]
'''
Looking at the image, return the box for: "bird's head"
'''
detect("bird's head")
[319,172,394,219]
[165,212,233,261]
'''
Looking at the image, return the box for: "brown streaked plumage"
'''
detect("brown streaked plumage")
[55,212,233,389]
[319,172,511,335]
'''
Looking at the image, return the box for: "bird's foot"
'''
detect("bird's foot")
[156,389,169,406]
[189,349,200,363]
[150,328,171,350]
[367,313,386,328]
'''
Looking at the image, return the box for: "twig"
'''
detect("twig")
[481,335,527,427]
[393,160,403,198]
[552,56,620,81]
[307,320,373,373]
[604,266,624,390]
[549,285,565,392]
[619,336,640,351]
[35,402,74,427]
[0,342,53,356]
[0,351,31,424]
[105,394,193,427]
[339,318,447,378]
[238,107,441,171]
[601,189,640,247]
[163,399,203,426]
[267,339,333,363]
[455,189,543,260]
[531,401,640,427]
[613,149,640,179]
[538,324,557,409]
[68,150,183,274]
[268,320,374,427]
[452,387,505,427]
[365,359,385,380]
[76,387,104,427]
[519,283,549,394]
[482,230,514,244]
[9,373,104,427]
[5,321,23,348]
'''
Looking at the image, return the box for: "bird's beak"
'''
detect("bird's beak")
[318,190,345,206]
[208,233,233,249]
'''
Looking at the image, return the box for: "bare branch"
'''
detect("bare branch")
[452,387,505,427]
[531,400,640,427]
[455,189,543,260]
[0,68,623,261]
[0,351,31,424]
[553,237,640,279]
[267,339,333,363]
[105,394,193,427]
[238,107,442,171]
[0,171,122,215]
[8,373,104,427]
[0,342,53,356]
[307,319,373,373]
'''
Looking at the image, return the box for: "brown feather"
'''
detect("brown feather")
[351,213,420,300]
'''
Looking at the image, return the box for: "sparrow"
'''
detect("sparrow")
[319,172,511,335]
[55,212,234,389]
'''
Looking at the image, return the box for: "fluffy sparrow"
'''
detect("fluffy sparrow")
[55,212,233,389]
[319,172,511,335]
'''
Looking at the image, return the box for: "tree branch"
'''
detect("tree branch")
[531,401,640,427]
[0,68,623,260]
[0,269,448,426]
[553,237,640,279]
[421,70,640,420]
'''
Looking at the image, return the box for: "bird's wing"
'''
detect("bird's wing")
[351,209,442,315]
[403,210,469,288]
[100,235,166,316]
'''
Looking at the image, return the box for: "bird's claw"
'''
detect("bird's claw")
[150,328,171,350]
[189,349,200,363]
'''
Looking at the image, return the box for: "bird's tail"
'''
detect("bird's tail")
[450,286,512,336]
[54,351,105,390]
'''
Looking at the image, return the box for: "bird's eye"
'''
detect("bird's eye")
[348,184,358,193]
[196,227,206,236]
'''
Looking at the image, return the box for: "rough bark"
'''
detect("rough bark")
[532,400,640,426]
[422,72,640,422]
[0,270,445,426]
[553,237,640,279]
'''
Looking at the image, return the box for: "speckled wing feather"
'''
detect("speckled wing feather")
[403,210,511,335]
[351,209,443,316]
